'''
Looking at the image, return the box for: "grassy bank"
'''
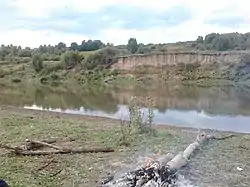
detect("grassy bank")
[0,106,249,187]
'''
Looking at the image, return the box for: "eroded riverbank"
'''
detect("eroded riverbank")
[0,106,249,187]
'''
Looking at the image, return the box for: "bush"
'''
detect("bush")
[32,54,43,72]
[61,51,83,69]
[85,47,119,70]
[42,61,65,75]
[0,69,6,78]
[50,73,60,80]
[85,53,102,70]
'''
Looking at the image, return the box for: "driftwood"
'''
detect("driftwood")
[0,139,114,156]
[102,131,235,187]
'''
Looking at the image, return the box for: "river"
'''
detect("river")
[1,82,250,133]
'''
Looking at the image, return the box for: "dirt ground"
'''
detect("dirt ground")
[0,106,249,187]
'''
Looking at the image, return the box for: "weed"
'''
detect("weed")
[119,95,156,146]
[144,94,156,135]
[119,119,134,146]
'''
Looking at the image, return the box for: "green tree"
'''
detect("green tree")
[196,36,204,44]
[127,38,138,54]
[0,45,9,60]
[70,42,79,51]
[212,35,233,51]
[57,42,67,52]
[79,40,105,51]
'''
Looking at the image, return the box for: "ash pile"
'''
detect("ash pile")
[101,154,180,187]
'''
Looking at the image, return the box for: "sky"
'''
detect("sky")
[0,0,250,48]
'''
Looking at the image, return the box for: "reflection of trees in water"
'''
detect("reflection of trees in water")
[115,84,250,116]
[0,84,119,114]
[1,83,250,116]
[233,85,250,110]
[0,83,34,106]
[118,84,214,112]
[33,85,119,113]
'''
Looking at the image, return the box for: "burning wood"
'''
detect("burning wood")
[102,131,235,187]
[102,157,177,187]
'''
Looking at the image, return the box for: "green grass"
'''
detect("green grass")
[0,107,176,187]
[0,107,249,187]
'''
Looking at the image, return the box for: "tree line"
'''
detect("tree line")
[1,32,250,61]
[0,40,110,60]
[195,32,250,51]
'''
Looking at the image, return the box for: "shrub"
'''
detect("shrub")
[50,73,60,81]
[61,51,83,69]
[32,54,43,72]
[85,47,119,70]
[42,61,65,75]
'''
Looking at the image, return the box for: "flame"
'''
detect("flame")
[145,157,155,168]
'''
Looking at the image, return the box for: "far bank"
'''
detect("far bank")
[1,49,250,86]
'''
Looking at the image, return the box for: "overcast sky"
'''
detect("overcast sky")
[0,0,249,47]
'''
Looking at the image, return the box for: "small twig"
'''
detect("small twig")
[239,145,248,150]
[212,134,235,140]
[37,158,56,171]
[50,168,63,177]
[0,144,23,151]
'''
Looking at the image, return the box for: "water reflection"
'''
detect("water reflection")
[1,82,250,133]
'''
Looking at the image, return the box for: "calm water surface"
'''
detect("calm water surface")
[1,82,250,133]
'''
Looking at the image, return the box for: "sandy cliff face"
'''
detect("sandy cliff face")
[112,51,249,70]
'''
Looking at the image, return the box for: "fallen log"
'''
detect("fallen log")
[102,131,235,187]
[0,139,114,156]
[13,147,114,155]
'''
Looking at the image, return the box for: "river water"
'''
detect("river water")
[1,82,250,133]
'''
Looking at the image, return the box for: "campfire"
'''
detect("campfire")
[102,154,178,187]
[101,131,235,187]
